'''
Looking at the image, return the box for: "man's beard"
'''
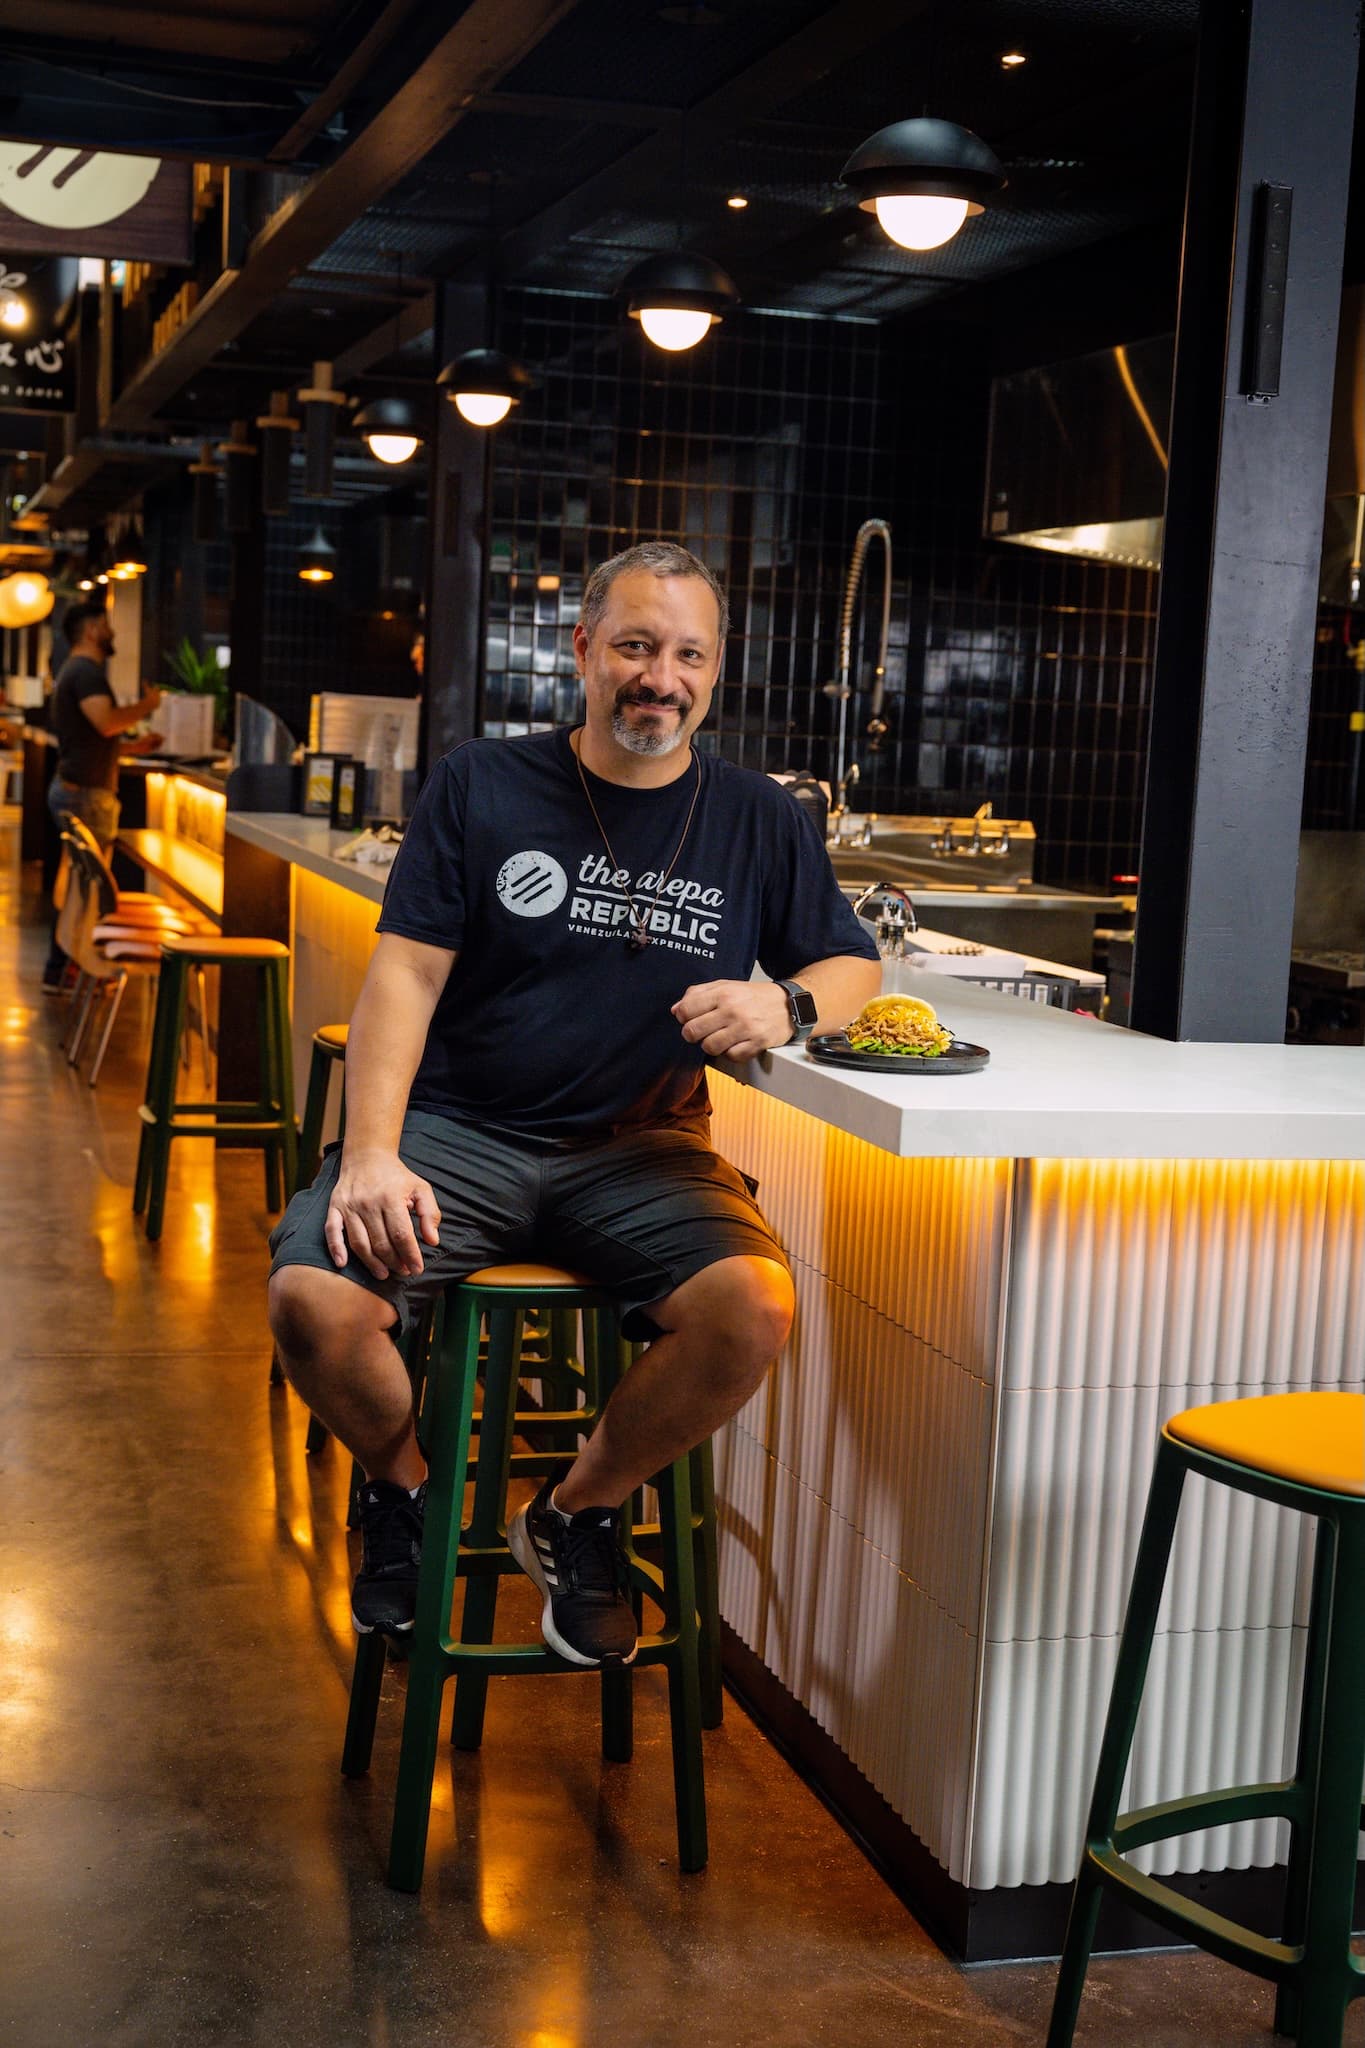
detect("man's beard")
[611,689,689,756]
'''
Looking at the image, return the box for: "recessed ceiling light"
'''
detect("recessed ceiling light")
[1000,50,1027,68]
[727,194,748,210]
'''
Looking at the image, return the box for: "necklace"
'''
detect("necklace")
[571,729,702,953]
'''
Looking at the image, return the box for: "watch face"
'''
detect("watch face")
[789,985,819,1027]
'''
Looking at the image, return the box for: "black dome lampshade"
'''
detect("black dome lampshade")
[621,250,740,352]
[840,117,1005,251]
[436,347,532,428]
[353,393,424,465]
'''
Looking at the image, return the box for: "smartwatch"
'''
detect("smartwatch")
[776,978,819,1045]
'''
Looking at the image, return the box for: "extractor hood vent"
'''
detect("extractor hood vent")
[986,335,1171,571]
[986,291,1365,596]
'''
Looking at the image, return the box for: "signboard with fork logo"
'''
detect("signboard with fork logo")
[0,143,190,263]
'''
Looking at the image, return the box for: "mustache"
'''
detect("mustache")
[615,685,687,711]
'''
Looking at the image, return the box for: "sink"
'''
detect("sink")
[826,812,1036,893]
[828,844,1031,892]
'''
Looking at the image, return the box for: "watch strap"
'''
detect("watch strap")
[776,977,818,1043]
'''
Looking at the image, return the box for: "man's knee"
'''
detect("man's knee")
[660,1255,794,1366]
[268,1263,396,1360]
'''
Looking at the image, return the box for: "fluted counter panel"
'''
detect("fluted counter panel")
[709,1069,1365,1899]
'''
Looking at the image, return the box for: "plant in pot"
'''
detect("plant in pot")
[163,636,229,746]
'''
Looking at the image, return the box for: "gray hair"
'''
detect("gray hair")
[580,541,730,645]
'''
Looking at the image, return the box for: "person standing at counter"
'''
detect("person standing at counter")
[268,541,880,1667]
[42,599,162,991]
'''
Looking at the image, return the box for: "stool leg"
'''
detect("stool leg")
[88,970,128,1087]
[692,1438,723,1729]
[1047,1438,1187,2048]
[296,1042,332,1196]
[387,1291,481,1892]
[1289,1516,1365,2048]
[657,1450,707,1873]
[143,958,188,1242]
[271,959,297,1199]
[600,1482,638,1765]
[1274,1520,1336,2039]
[258,968,283,1214]
[341,1629,389,1778]
[451,1305,522,1752]
[305,1413,331,1456]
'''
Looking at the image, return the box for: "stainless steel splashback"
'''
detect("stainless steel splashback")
[828,812,1036,891]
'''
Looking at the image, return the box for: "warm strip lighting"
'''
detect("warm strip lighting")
[1000,50,1027,67]
[298,564,334,583]
[727,194,748,209]
[453,391,514,427]
[874,193,971,250]
[638,305,715,351]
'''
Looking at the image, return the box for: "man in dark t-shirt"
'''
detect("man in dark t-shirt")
[42,599,162,989]
[269,543,880,1666]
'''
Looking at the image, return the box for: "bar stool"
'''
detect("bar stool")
[341,1263,710,1891]
[296,1022,348,1191]
[1048,1391,1365,2048]
[134,933,296,1243]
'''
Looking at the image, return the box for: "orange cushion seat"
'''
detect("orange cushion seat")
[1167,1391,1365,1497]
[461,1263,595,1292]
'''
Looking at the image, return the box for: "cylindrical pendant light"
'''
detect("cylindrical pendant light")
[220,422,257,535]
[111,519,148,579]
[0,570,53,626]
[621,251,739,353]
[840,117,1004,251]
[437,347,531,428]
[257,390,298,516]
[189,442,219,543]
[298,360,347,499]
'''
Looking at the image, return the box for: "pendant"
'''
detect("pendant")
[626,923,651,953]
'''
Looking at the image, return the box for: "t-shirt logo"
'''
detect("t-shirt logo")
[496,850,568,917]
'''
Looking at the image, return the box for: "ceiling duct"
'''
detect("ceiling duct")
[986,291,1365,600]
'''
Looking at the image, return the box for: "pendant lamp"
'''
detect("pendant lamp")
[297,526,336,584]
[111,520,148,579]
[298,361,347,499]
[437,347,532,427]
[257,390,299,514]
[0,569,53,626]
[840,117,1004,251]
[189,442,219,543]
[354,393,424,464]
[622,250,739,352]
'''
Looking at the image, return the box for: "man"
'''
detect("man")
[42,598,161,990]
[268,542,880,1667]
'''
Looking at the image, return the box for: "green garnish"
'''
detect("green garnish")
[846,1034,944,1057]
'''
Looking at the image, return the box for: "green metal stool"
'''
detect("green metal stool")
[133,933,296,1243]
[295,1021,348,1193]
[341,1262,711,1890]
[1048,1391,1365,2048]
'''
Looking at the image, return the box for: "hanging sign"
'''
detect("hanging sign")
[0,144,191,263]
[0,260,75,411]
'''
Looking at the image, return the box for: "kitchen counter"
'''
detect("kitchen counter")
[226,810,391,907]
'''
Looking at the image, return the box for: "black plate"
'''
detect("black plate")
[806,1032,990,1075]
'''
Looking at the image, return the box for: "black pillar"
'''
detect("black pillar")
[420,280,491,773]
[1130,0,1360,1042]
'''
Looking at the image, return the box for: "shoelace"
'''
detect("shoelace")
[557,1515,626,1604]
[361,1491,423,1579]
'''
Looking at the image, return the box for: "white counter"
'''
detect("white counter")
[226,810,391,907]
[750,980,1365,1162]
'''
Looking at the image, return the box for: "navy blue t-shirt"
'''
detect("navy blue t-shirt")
[375,727,876,1139]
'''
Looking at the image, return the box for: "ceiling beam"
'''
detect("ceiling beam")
[103,0,584,431]
[332,292,437,383]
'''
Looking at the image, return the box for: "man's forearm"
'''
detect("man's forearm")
[341,946,449,1157]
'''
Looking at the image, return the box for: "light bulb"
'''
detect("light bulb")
[453,391,513,427]
[873,193,971,250]
[365,431,419,464]
[0,292,27,331]
[637,306,715,352]
[297,565,334,583]
[11,575,40,605]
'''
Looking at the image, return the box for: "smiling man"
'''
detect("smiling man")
[268,541,879,1666]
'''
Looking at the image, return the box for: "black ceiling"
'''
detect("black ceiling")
[0,0,1204,496]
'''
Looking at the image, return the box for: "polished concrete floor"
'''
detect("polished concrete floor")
[2,811,1360,2048]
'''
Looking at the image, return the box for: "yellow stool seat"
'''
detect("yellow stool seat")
[463,1261,594,1291]
[314,1021,348,1055]
[1167,1391,1365,1497]
[161,933,290,962]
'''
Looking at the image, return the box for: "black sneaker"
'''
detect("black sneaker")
[351,1479,426,1635]
[508,1481,638,1668]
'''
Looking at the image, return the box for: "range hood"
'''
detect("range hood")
[986,290,1365,597]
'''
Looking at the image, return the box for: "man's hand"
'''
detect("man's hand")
[324,1146,442,1280]
[137,685,162,718]
[123,731,164,755]
[672,979,791,1061]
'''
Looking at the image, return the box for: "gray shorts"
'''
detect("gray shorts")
[267,1108,788,1339]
